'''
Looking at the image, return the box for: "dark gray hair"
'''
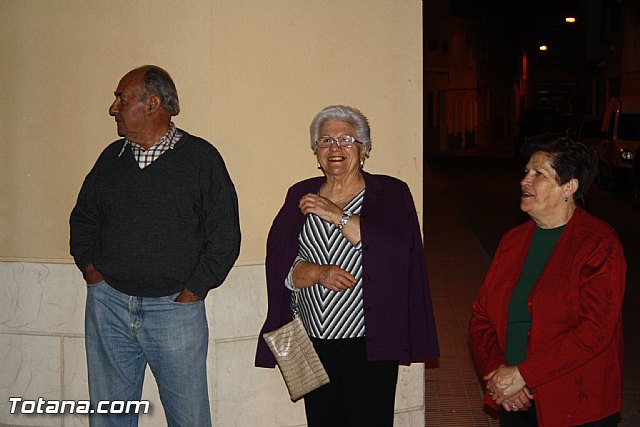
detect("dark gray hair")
[135,65,180,116]
[309,105,371,157]
[523,135,598,207]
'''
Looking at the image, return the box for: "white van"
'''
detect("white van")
[598,96,640,196]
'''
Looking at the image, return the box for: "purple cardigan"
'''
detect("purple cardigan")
[255,172,439,367]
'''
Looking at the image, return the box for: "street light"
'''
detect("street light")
[565,17,576,23]
[539,45,548,51]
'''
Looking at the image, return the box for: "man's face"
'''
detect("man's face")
[108,70,149,141]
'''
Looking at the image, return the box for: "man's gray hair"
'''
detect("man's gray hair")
[309,105,371,157]
[136,65,180,116]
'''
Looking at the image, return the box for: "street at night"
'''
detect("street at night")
[423,153,640,426]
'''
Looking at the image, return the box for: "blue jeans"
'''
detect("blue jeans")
[85,281,211,427]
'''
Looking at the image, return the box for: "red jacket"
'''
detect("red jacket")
[469,208,626,427]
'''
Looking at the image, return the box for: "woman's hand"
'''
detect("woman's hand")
[298,193,362,245]
[484,365,528,405]
[499,388,533,412]
[292,261,356,292]
[317,265,357,292]
[299,193,342,225]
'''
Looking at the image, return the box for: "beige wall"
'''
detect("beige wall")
[0,2,426,425]
[0,0,423,265]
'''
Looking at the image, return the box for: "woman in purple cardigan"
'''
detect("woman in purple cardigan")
[255,105,439,426]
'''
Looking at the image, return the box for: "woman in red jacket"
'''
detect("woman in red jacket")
[469,135,626,427]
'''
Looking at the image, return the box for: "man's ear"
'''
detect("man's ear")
[147,95,161,113]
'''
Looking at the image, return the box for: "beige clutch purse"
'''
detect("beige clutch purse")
[262,315,330,402]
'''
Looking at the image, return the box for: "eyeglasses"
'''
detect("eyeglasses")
[316,135,362,149]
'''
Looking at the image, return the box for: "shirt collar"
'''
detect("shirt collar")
[118,122,179,157]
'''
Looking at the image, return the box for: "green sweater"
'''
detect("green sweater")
[505,225,564,365]
[70,131,241,298]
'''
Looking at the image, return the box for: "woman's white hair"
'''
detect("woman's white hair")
[309,105,371,157]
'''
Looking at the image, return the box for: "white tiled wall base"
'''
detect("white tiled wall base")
[0,261,425,426]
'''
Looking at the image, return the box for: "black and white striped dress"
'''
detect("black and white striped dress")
[287,190,365,339]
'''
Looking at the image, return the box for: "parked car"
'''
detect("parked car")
[632,150,640,210]
[519,113,600,159]
[516,109,568,152]
[597,97,640,197]
[566,115,602,142]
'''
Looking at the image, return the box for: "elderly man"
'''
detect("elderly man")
[70,65,240,426]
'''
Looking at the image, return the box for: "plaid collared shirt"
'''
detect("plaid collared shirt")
[118,122,183,168]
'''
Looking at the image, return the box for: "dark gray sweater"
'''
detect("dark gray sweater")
[70,131,241,298]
